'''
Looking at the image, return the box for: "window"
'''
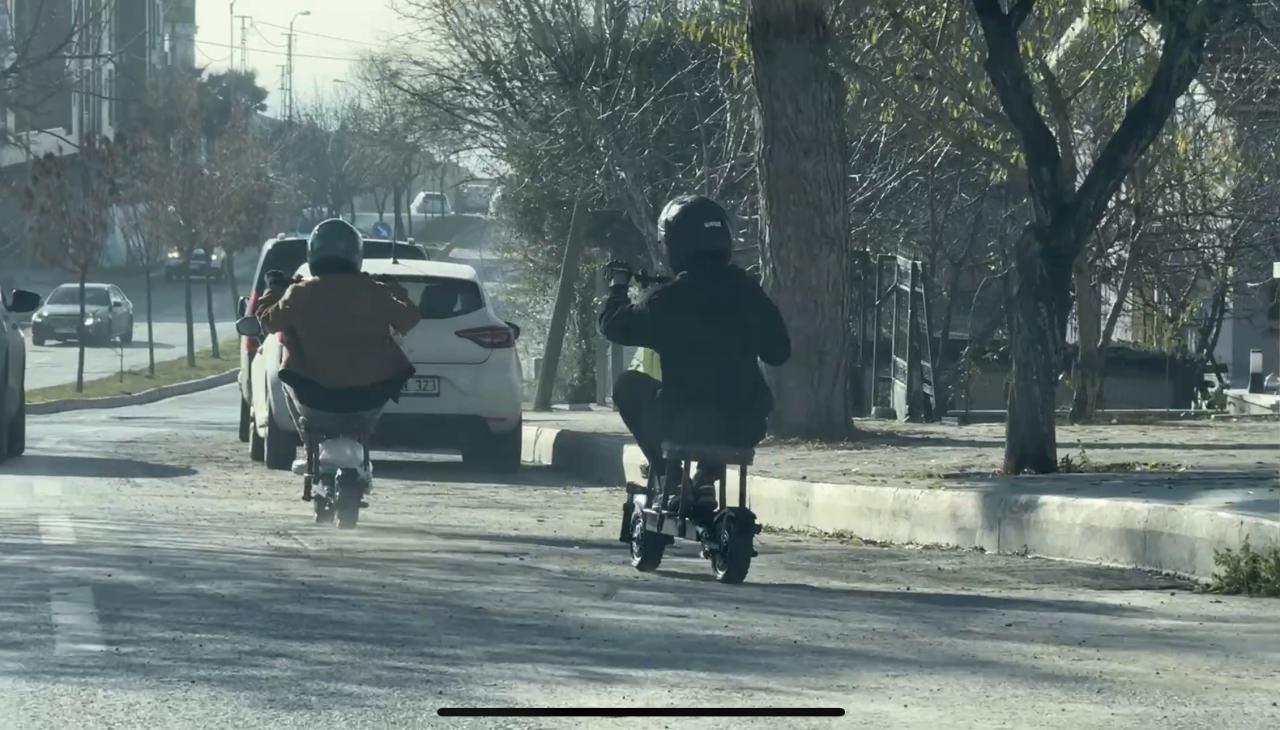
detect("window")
[397,277,484,320]
[48,287,110,307]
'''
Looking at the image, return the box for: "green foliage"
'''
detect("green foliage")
[1211,539,1280,597]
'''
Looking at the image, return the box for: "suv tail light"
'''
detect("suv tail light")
[455,325,514,349]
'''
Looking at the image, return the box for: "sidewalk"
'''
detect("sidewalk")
[523,407,1280,579]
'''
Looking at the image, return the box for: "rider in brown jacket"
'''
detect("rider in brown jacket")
[257,219,421,413]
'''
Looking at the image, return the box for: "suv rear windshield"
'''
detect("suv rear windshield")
[256,239,427,294]
[256,239,308,294]
[397,277,484,319]
[364,241,427,260]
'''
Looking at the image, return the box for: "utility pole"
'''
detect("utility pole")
[278,64,288,119]
[284,32,293,121]
[236,15,251,72]
[285,10,311,123]
[228,1,236,72]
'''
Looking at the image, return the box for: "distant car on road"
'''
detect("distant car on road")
[29,283,134,347]
[2,284,41,463]
[246,257,523,472]
[165,247,229,281]
[236,235,431,459]
[411,191,452,217]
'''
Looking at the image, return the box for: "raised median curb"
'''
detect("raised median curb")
[29,369,238,416]
[522,422,1279,580]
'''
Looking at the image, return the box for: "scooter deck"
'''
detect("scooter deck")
[641,507,709,541]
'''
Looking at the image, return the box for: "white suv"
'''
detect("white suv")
[247,258,523,471]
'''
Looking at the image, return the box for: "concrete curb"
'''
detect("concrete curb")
[29,369,238,415]
[522,423,1279,580]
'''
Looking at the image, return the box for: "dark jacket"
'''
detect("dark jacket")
[598,263,790,421]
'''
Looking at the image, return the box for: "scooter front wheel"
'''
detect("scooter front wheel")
[314,496,334,524]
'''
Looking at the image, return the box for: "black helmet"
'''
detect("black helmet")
[308,218,363,273]
[658,195,732,272]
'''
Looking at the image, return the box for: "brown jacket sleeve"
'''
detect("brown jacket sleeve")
[375,278,421,335]
[257,284,302,333]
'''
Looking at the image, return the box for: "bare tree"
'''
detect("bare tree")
[22,138,118,392]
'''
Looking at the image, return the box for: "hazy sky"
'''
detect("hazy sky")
[194,0,408,114]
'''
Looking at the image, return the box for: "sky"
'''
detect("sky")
[193,0,408,115]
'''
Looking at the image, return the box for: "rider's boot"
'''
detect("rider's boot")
[663,468,720,514]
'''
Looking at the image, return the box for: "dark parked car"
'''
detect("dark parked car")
[235,236,430,451]
[165,247,229,281]
[30,283,134,347]
[2,285,42,463]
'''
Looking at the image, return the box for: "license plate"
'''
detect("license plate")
[55,328,76,335]
[403,376,440,396]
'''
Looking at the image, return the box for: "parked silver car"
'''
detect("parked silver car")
[2,286,42,463]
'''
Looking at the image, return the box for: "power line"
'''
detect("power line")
[195,44,232,64]
[253,20,383,48]
[250,22,288,49]
[194,39,364,63]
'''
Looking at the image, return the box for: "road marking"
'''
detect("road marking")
[38,516,76,545]
[34,482,63,498]
[282,530,313,552]
[50,587,106,654]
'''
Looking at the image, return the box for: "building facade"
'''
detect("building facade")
[0,0,195,169]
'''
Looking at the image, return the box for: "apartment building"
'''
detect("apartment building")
[0,0,195,168]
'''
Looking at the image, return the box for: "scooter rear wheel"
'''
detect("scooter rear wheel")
[629,509,665,572]
[336,472,362,529]
[711,515,753,584]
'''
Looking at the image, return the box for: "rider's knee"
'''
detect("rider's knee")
[613,370,657,405]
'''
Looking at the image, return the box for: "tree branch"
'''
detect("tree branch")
[1068,2,1229,257]
[971,0,1069,222]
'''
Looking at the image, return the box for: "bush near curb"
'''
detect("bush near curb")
[1211,539,1280,597]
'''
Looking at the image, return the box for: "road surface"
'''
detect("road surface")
[22,270,247,390]
[1,386,1278,728]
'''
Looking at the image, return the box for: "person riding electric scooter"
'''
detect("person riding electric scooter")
[599,195,790,514]
[254,219,421,514]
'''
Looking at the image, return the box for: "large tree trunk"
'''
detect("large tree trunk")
[1069,251,1104,423]
[1004,230,1067,474]
[748,0,851,440]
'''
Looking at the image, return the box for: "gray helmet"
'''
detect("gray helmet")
[658,195,732,272]
[307,218,363,273]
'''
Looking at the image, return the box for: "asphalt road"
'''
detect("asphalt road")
[22,271,246,391]
[1,386,1278,729]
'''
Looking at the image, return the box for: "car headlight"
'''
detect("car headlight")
[167,251,181,260]
[32,311,45,322]
[84,316,96,326]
